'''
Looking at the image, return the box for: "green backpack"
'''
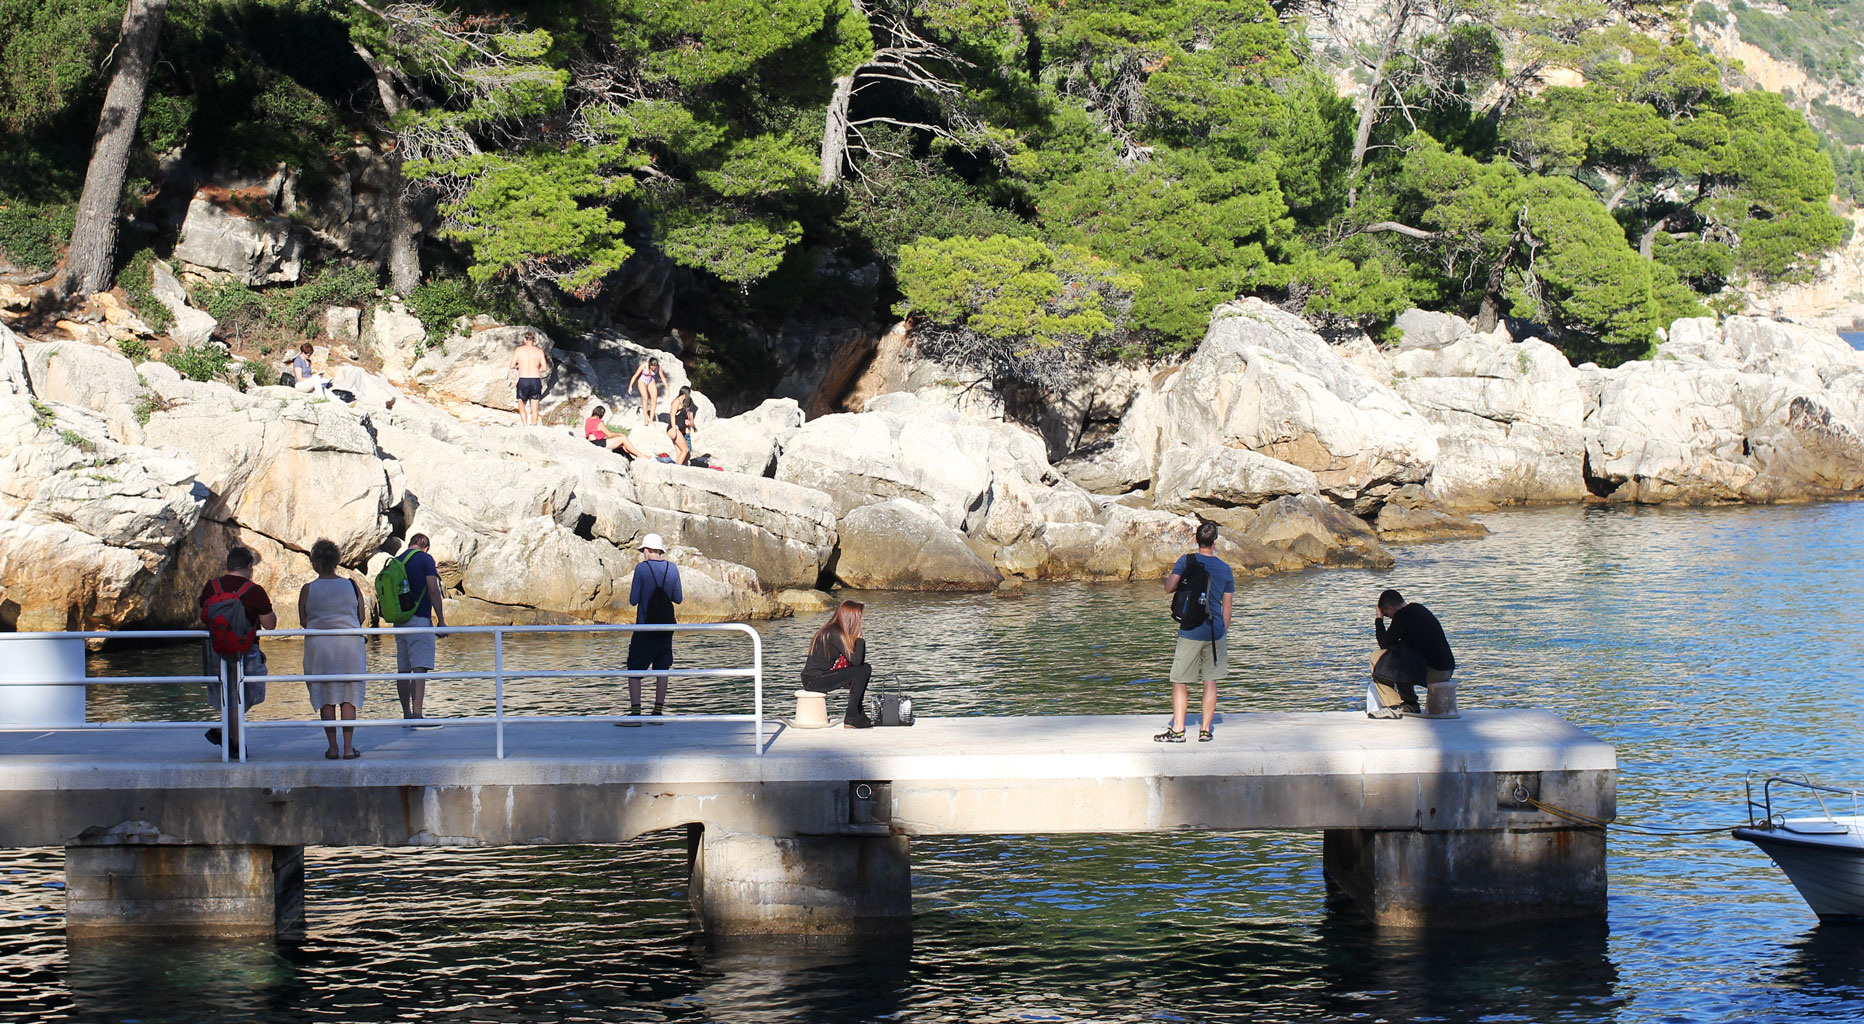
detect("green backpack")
[374,550,419,624]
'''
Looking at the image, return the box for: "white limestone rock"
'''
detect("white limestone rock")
[695,397,806,476]
[150,261,217,347]
[173,195,304,286]
[1152,445,1320,514]
[833,498,1001,591]
[628,458,838,590]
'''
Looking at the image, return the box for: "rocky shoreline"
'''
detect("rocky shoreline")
[5,300,1864,633]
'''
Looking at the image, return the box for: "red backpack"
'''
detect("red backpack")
[202,579,259,657]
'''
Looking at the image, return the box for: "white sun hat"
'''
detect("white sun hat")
[640,533,666,552]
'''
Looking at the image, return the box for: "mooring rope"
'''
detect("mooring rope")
[1517,790,1749,837]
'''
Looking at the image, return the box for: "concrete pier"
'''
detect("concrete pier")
[0,710,1615,937]
[65,843,306,940]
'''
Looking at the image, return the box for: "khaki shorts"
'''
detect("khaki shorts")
[396,616,436,672]
[1170,635,1229,684]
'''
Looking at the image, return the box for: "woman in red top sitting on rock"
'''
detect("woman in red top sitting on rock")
[584,405,644,459]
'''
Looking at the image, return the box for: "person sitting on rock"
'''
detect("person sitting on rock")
[800,600,874,729]
[1368,588,1457,719]
[289,343,331,395]
[584,405,643,459]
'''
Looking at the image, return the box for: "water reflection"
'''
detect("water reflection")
[4,503,1864,1022]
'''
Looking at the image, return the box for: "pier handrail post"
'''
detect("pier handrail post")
[494,627,506,760]
[751,625,763,755]
[218,658,230,765]
[234,656,247,764]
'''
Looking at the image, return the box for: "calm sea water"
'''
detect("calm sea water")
[3,503,1862,1023]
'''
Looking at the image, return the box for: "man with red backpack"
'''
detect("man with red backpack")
[199,546,276,753]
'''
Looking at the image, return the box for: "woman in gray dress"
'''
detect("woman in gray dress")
[298,539,367,759]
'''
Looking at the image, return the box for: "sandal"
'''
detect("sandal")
[1198,729,1214,742]
[342,750,362,759]
[324,750,340,760]
[1153,727,1185,743]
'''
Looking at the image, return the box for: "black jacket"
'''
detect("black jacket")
[802,634,865,682]
[1376,603,1454,684]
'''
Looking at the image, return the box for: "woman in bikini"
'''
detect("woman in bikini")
[628,357,663,425]
[666,386,696,465]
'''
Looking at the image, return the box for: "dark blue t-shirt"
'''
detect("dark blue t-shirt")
[1172,553,1235,641]
[404,550,439,618]
[629,559,683,624]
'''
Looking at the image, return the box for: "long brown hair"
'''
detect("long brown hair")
[810,600,864,656]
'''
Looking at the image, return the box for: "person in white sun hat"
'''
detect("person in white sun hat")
[621,533,683,725]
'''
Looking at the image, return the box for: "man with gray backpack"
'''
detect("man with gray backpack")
[1156,521,1235,743]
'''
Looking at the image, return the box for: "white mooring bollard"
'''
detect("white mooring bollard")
[792,689,829,729]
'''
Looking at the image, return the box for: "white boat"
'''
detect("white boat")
[1734,774,1864,924]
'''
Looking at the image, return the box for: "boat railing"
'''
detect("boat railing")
[0,623,766,761]
[1743,771,1862,830]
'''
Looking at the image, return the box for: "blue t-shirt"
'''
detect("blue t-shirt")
[629,559,684,624]
[403,550,439,618]
[1173,553,1234,641]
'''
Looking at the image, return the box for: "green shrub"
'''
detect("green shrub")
[57,428,94,452]
[268,263,377,337]
[0,197,74,271]
[194,264,379,344]
[164,344,233,382]
[30,400,54,428]
[116,249,174,334]
[408,277,483,345]
[194,279,269,340]
[117,337,150,363]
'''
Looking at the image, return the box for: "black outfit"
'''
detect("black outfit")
[1374,603,1455,707]
[801,634,872,726]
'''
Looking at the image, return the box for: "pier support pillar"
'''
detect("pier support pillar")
[1322,827,1605,928]
[65,844,306,940]
[688,831,911,936]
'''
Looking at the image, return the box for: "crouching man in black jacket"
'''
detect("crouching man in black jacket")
[1369,589,1458,719]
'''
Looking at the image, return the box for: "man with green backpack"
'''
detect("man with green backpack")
[376,533,446,728]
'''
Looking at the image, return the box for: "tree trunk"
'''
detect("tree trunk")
[1347,1,1411,209]
[354,42,423,296]
[1638,217,1669,260]
[1477,232,1522,333]
[819,73,856,187]
[60,0,171,299]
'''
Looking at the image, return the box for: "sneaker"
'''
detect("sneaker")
[1400,702,1422,717]
[844,709,875,729]
[205,727,222,746]
[1367,706,1403,720]
[616,706,643,727]
[410,720,444,730]
[1153,727,1186,743]
[647,704,665,726]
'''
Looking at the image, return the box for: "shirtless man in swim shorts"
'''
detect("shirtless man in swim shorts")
[509,331,549,426]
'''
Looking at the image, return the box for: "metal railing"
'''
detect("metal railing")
[1744,771,1863,830]
[0,623,766,760]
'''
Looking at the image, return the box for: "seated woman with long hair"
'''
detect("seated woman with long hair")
[584,405,644,459]
[800,600,874,729]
